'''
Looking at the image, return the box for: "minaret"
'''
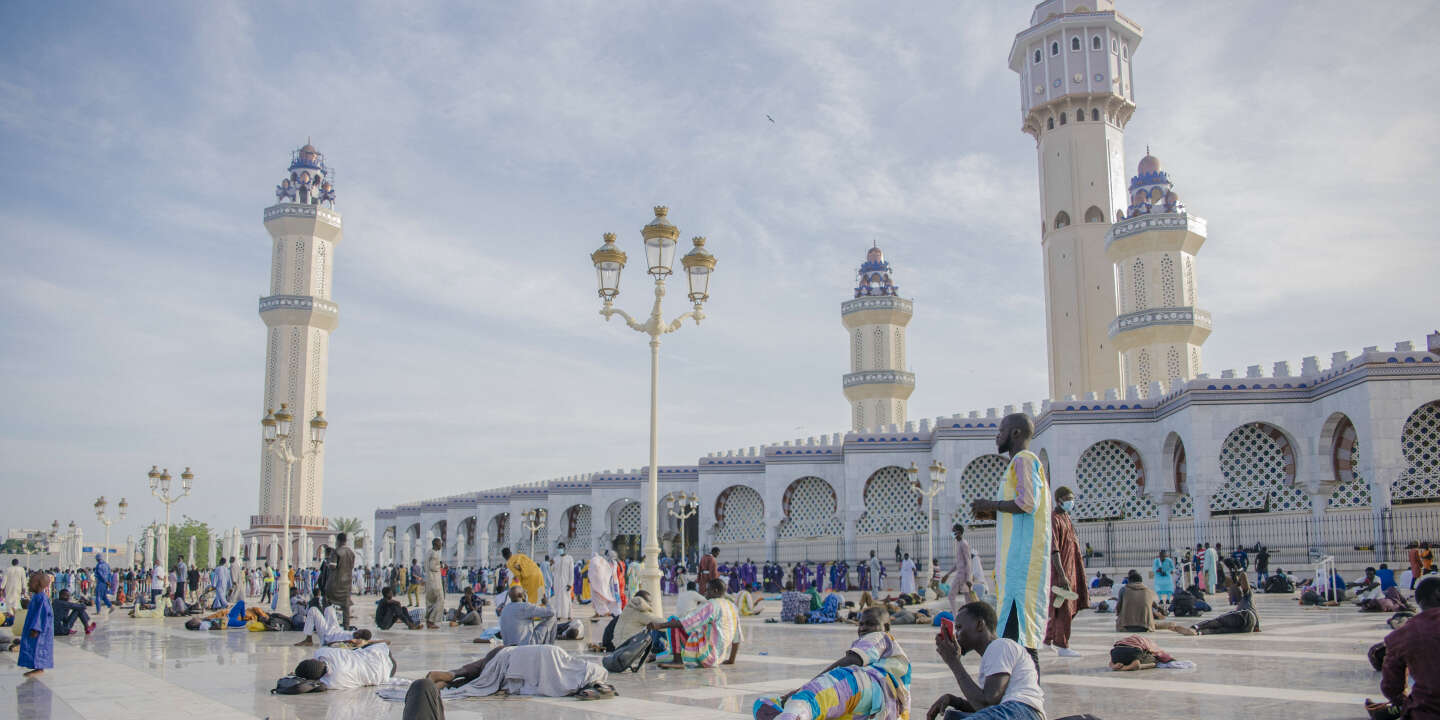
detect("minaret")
[842,245,914,431]
[246,142,341,547]
[1106,151,1210,390]
[1008,0,1141,399]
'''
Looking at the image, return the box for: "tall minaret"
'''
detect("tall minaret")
[246,142,341,547]
[1009,0,1141,400]
[842,245,914,431]
[1106,151,1210,390]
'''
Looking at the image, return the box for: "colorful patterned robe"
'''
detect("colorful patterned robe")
[994,449,1053,650]
[755,631,911,720]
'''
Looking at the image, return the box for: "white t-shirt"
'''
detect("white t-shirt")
[978,638,1044,714]
[676,590,707,617]
[317,643,393,689]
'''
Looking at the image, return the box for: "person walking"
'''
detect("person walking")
[3,559,26,604]
[696,547,720,592]
[944,524,975,614]
[1153,549,1176,602]
[1044,486,1087,658]
[326,533,356,627]
[92,554,114,615]
[424,538,445,629]
[969,412,1053,674]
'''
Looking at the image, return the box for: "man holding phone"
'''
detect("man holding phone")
[928,601,1046,720]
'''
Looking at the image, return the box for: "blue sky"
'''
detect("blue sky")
[2,1,1436,550]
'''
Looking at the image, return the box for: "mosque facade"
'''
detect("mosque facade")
[373,1,1440,571]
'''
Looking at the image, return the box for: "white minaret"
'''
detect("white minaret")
[842,245,915,431]
[1106,151,1210,391]
[246,142,341,548]
[1009,0,1141,400]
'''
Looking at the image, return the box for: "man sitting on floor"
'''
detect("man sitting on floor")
[1114,570,1196,636]
[927,601,1045,720]
[499,585,556,646]
[396,644,613,718]
[648,579,742,669]
[375,586,420,630]
[755,606,911,720]
[449,587,483,627]
[1367,576,1440,719]
[52,590,96,636]
[295,604,368,647]
[293,638,395,690]
[738,584,766,616]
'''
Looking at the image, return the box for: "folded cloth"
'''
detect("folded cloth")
[1155,660,1197,670]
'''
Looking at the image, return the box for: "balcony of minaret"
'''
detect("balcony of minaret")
[1108,306,1211,353]
[258,295,340,332]
[1105,213,1205,260]
[263,203,343,243]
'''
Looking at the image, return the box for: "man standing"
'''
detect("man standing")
[551,543,575,621]
[212,558,231,609]
[424,538,445,629]
[1255,545,1270,586]
[970,413,1052,674]
[93,554,114,615]
[899,554,917,595]
[1044,486,1087,658]
[697,547,719,592]
[176,557,188,602]
[327,532,356,627]
[501,547,544,606]
[3,559,26,604]
[1204,542,1220,595]
[187,563,200,604]
[588,550,620,620]
[867,550,883,593]
[408,558,423,608]
[944,524,974,614]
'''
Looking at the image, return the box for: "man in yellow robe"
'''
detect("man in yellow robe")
[501,547,544,606]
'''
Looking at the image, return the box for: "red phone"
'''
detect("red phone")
[940,616,956,642]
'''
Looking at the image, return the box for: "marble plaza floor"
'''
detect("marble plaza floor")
[3,592,1393,720]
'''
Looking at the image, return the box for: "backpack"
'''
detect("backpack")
[602,630,654,673]
[1171,592,1198,617]
[272,674,327,695]
[601,616,619,651]
[557,619,586,640]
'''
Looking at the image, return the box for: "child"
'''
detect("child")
[19,572,54,677]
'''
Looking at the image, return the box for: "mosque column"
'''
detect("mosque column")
[1371,477,1394,563]
[125,536,135,570]
[1156,502,1173,551]
[1307,492,1329,558]
[840,509,863,566]
[1191,492,1212,546]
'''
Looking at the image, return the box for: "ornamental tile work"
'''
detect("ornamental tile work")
[564,505,592,553]
[1327,417,1371,509]
[488,514,509,565]
[713,485,766,543]
[1074,441,1157,520]
[778,477,843,538]
[616,502,641,536]
[953,454,1009,526]
[1212,423,1306,513]
[1394,401,1440,502]
[856,466,926,535]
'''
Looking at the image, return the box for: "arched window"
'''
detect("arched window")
[1034,49,1041,64]
[1112,39,1118,53]
[1051,42,1059,56]
[1116,210,1125,222]
[1059,112,1067,125]
[1122,44,1128,59]
[1071,37,1081,51]
[1047,117,1054,130]
[1084,206,1104,223]
[1075,107,1084,121]
[1054,211,1071,229]
[1093,36,1102,50]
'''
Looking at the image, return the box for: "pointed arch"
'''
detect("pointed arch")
[1320,414,1371,508]
[1395,400,1440,503]
[857,466,926,535]
[1211,422,1304,514]
[712,485,765,543]
[953,454,1009,526]
[1054,211,1071,229]
[778,477,842,538]
[1084,206,1104,223]
[1074,440,1157,520]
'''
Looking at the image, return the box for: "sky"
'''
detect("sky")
[1,1,1437,553]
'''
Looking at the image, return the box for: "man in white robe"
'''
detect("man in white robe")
[588,551,620,619]
[899,553,917,595]
[551,543,576,621]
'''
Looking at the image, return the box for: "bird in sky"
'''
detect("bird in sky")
[766,114,775,123]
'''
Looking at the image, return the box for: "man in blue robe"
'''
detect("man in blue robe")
[93,554,114,614]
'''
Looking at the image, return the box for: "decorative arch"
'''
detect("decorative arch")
[1322,413,1371,508]
[712,485,765,543]
[1116,210,1126,223]
[608,500,643,560]
[778,476,842,539]
[561,504,592,553]
[429,520,447,545]
[1164,433,1194,516]
[487,513,509,564]
[1074,440,1157,520]
[1211,422,1305,514]
[1037,448,1051,479]
[953,454,1009,526]
[1084,206,1104,223]
[457,517,478,564]
[856,466,926,535]
[1054,211,1071,229]
[1394,400,1440,502]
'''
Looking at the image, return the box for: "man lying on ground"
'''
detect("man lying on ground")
[293,638,395,690]
[754,606,911,720]
[295,604,369,647]
[926,601,1045,720]
[1108,635,1179,671]
[394,643,613,719]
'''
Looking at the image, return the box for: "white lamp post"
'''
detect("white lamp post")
[909,460,947,570]
[94,496,127,564]
[590,207,717,615]
[663,491,698,566]
[260,404,327,612]
[521,509,547,558]
[147,465,193,570]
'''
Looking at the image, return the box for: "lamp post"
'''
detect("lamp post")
[260,403,327,612]
[909,460,947,570]
[147,465,193,571]
[94,496,127,563]
[65,521,77,570]
[590,206,717,615]
[521,509,547,558]
[663,491,698,566]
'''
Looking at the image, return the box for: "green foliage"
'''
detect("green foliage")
[330,517,366,548]
[1,538,40,554]
[162,517,214,570]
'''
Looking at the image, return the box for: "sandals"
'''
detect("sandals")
[575,682,618,701]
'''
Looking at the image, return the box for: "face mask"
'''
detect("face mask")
[558,549,566,556]
[1060,500,1074,513]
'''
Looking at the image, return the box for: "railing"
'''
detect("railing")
[249,514,329,529]
[842,370,916,388]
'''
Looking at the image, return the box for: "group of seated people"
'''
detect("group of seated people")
[1109,567,1261,637]
[0,591,97,641]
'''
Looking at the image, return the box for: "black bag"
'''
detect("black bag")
[1171,592,1198,617]
[601,616,619,652]
[271,674,327,694]
[557,619,586,640]
[602,630,654,673]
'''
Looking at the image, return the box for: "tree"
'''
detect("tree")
[331,517,367,550]
[0,538,39,554]
[164,517,214,570]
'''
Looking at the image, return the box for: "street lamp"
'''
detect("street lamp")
[663,491,698,566]
[521,509,547,558]
[909,460,947,571]
[94,496,127,565]
[261,403,327,612]
[66,521,77,571]
[590,206,717,615]
[147,465,193,572]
